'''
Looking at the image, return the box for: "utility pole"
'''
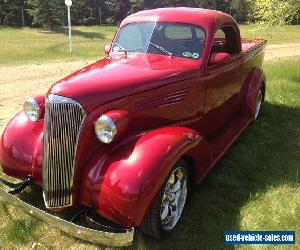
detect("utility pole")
[65,0,73,53]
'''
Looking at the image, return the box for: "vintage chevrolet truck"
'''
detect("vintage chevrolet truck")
[0,8,267,246]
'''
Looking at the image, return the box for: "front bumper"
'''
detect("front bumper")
[0,185,134,247]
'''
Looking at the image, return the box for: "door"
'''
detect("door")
[201,26,243,136]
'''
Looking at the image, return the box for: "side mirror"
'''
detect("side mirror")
[209,52,231,65]
[104,44,111,54]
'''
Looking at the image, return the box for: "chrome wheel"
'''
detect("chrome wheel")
[160,166,187,231]
[255,87,263,119]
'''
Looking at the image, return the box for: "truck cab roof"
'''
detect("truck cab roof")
[121,7,238,32]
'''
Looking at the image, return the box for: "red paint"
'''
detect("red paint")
[48,54,202,112]
[80,127,201,226]
[0,112,43,184]
[0,8,267,228]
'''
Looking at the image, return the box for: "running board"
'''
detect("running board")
[209,114,253,165]
[197,114,253,184]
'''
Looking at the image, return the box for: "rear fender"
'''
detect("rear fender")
[239,68,264,116]
[80,127,205,227]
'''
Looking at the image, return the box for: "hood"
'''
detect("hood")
[48,53,203,112]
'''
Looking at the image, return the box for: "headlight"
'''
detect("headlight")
[95,110,129,144]
[23,97,40,122]
[95,115,117,144]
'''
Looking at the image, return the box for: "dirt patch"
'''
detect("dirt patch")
[0,61,92,133]
[265,43,300,60]
[0,43,299,133]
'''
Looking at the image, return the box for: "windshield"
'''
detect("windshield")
[113,22,206,60]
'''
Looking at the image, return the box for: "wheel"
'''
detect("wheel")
[254,84,263,120]
[140,159,190,239]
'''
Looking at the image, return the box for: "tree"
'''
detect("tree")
[26,0,64,28]
[228,0,251,23]
[0,0,29,25]
[71,0,92,25]
[248,0,300,25]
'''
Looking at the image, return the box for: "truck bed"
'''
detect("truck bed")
[241,39,267,53]
[212,38,267,56]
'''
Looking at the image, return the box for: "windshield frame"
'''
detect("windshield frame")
[111,21,207,60]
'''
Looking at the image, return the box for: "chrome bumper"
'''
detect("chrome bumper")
[0,186,134,247]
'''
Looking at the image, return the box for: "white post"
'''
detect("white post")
[65,0,72,53]
[67,6,72,53]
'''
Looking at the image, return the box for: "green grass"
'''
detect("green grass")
[239,24,300,44]
[0,25,117,66]
[0,24,299,66]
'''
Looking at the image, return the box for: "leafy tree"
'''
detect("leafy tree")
[99,0,132,24]
[26,0,64,28]
[0,0,29,25]
[71,0,93,25]
[228,0,251,23]
[248,0,300,25]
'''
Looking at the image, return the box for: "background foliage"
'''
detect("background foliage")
[248,0,300,25]
[0,0,299,27]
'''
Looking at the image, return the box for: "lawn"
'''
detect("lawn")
[0,25,117,66]
[0,24,299,249]
[239,24,300,44]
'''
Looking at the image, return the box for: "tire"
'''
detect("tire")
[254,83,263,120]
[140,159,190,239]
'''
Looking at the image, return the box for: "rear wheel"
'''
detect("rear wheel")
[140,159,190,239]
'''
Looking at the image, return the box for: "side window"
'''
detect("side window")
[212,26,240,55]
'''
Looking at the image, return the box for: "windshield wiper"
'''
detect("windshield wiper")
[149,42,173,57]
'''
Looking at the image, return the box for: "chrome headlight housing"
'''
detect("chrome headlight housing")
[95,115,117,144]
[23,97,40,122]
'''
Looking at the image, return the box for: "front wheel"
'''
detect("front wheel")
[140,159,190,239]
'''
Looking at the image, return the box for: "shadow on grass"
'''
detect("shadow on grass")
[0,102,299,249]
[38,26,106,40]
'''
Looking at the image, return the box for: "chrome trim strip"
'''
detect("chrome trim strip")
[43,94,86,209]
[0,187,134,246]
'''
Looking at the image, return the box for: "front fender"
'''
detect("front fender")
[80,127,202,227]
[0,112,43,184]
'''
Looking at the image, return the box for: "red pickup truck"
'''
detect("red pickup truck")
[0,8,266,246]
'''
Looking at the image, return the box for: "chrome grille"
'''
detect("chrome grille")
[43,94,86,209]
